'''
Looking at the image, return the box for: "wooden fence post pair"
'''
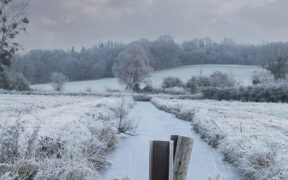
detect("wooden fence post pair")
[149,135,194,180]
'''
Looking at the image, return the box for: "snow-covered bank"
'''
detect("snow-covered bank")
[101,102,242,180]
[151,98,288,180]
[31,65,261,92]
[0,94,134,179]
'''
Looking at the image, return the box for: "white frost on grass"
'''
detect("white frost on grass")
[151,98,288,180]
[0,94,134,179]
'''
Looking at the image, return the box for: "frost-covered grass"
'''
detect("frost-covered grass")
[32,64,261,92]
[0,94,134,179]
[151,98,288,180]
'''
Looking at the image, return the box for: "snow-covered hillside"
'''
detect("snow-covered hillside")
[0,94,134,179]
[32,64,262,92]
[151,98,288,180]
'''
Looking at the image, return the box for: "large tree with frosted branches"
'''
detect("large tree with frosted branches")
[113,44,153,91]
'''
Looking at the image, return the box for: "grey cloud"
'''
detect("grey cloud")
[20,0,288,50]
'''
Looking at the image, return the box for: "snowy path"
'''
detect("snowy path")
[101,102,242,180]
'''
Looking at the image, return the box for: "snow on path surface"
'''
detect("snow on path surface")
[151,98,288,179]
[100,102,242,180]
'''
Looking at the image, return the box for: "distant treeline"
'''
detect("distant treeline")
[12,36,286,84]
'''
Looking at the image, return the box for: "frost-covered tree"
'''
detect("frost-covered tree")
[150,35,181,69]
[113,44,152,91]
[0,0,29,72]
[50,72,67,91]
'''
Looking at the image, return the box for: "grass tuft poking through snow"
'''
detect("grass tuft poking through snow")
[151,98,288,180]
[0,94,134,179]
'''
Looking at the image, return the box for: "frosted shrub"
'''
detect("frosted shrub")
[142,82,153,93]
[146,87,190,95]
[109,96,138,136]
[50,72,67,91]
[10,73,31,91]
[33,152,101,180]
[0,119,22,164]
[162,77,184,88]
[203,82,288,102]
[252,70,275,85]
[210,71,235,87]
[0,71,30,91]
[35,137,66,159]
[185,77,199,93]
[94,124,118,148]
[193,76,211,87]
[185,72,235,94]
[162,87,190,95]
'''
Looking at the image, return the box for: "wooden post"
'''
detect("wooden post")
[170,135,194,180]
[149,141,174,180]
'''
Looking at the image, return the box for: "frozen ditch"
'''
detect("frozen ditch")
[100,102,243,180]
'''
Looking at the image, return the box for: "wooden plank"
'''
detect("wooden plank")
[171,135,194,180]
[170,135,178,160]
[149,141,174,180]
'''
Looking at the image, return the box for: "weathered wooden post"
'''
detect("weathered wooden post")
[171,135,194,180]
[149,141,174,180]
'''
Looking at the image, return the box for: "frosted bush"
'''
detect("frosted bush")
[50,72,68,91]
[203,82,288,102]
[109,96,137,136]
[185,77,199,93]
[0,118,22,164]
[191,76,211,87]
[0,71,30,91]
[162,77,184,88]
[35,137,66,159]
[210,71,235,87]
[252,70,275,85]
[184,72,236,94]
[151,87,190,95]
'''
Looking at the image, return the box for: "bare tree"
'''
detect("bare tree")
[0,0,30,72]
[50,72,67,91]
[113,44,153,91]
[110,96,138,136]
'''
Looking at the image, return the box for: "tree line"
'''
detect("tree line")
[12,36,288,85]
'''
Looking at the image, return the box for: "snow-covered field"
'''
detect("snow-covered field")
[32,64,262,92]
[151,98,288,180]
[0,94,134,179]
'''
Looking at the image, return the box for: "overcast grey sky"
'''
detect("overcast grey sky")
[20,0,288,50]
